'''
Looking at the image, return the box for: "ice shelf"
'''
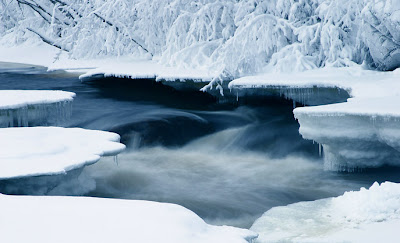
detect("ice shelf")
[0,127,126,179]
[294,97,400,170]
[0,90,75,127]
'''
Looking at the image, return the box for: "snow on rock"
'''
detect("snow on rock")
[0,90,75,127]
[0,127,126,179]
[0,194,257,243]
[251,181,400,243]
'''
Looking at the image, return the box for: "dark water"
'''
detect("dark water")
[1,64,400,228]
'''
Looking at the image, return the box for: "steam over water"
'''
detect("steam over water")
[2,64,400,228]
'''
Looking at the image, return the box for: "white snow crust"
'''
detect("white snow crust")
[251,181,400,243]
[0,194,257,243]
[0,90,75,110]
[0,127,126,179]
[74,59,216,82]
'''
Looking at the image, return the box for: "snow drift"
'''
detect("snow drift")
[0,194,257,243]
[251,181,400,243]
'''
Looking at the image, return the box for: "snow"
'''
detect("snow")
[74,58,215,82]
[0,38,62,67]
[2,0,400,83]
[229,66,400,101]
[251,181,400,243]
[0,90,75,127]
[0,90,75,110]
[0,194,257,243]
[0,127,126,179]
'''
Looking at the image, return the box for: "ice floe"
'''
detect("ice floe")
[0,90,75,127]
[251,181,400,243]
[0,194,257,243]
[0,127,125,179]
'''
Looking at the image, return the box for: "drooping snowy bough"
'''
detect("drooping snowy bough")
[0,90,75,127]
[0,127,125,179]
[0,194,257,243]
[1,0,399,89]
[251,182,400,243]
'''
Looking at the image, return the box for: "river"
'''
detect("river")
[1,63,399,228]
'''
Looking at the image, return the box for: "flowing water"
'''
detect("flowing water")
[1,63,400,228]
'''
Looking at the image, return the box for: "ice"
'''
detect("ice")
[0,194,257,243]
[0,90,75,127]
[229,66,400,103]
[0,127,126,179]
[294,96,400,170]
[76,59,216,82]
[250,182,400,243]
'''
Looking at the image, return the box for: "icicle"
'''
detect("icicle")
[114,155,119,166]
[319,143,322,157]
[0,100,73,128]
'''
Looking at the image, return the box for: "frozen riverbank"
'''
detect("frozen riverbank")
[251,182,400,243]
[0,193,257,243]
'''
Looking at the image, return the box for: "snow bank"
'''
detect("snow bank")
[251,181,400,243]
[229,66,400,104]
[0,38,62,67]
[0,127,125,179]
[74,59,215,82]
[0,90,75,127]
[0,194,257,243]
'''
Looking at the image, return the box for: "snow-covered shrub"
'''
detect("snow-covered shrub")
[1,0,399,81]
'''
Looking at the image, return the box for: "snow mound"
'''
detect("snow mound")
[0,194,257,243]
[0,90,75,127]
[0,127,126,179]
[251,181,400,243]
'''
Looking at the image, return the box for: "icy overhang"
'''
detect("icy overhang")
[0,90,76,127]
[0,127,126,179]
[294,97,400,170]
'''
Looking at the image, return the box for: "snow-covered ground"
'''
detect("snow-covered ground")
[0,90,75,127]
[0,194,257,243]
[0,127,125,179]
[251,182,400,243]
